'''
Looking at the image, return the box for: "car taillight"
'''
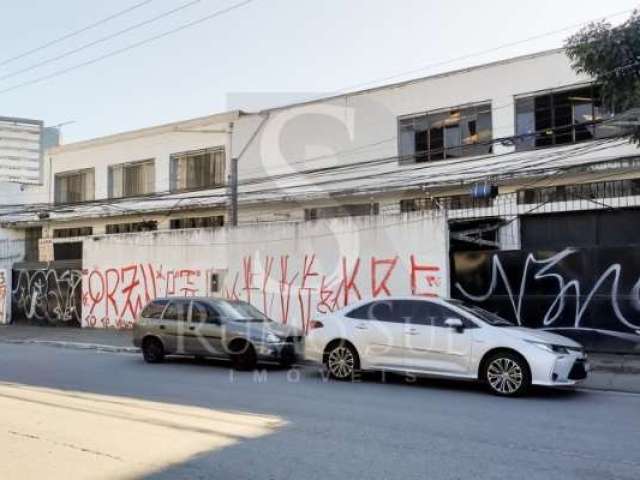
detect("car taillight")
[309,320,324,330]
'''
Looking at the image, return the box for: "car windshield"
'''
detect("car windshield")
[459,305,515,327]
[217,300,271,322]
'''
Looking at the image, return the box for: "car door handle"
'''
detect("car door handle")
[159,325,166,330]
[188,326,196,331]
[355,323,368,330]
[405,329,419,336]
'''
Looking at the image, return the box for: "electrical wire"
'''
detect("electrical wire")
[0,0,204,82]
[0,0,259,95]
[0,0,157,67]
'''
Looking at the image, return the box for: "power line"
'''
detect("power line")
[277,6,638,108]
[0,0,204,82]
[0,0,157,67]
[0,0,259,95]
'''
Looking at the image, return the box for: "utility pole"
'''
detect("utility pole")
[226,112,271,227]
[229,156,239,226]
[226,121,238,226]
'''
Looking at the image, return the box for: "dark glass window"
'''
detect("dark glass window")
[141,299,169,319]
[162,300,188,322]
[191,301,222,324]
[108,159,155,198]
[514,85,624,151]
[105,221,158,234]
[54,168,95,204]
[398,103,492,164]
[171,148,225,191]
[53,227,93,238]
[517,179,640,205]
[346,301,395,322]
[409,301,462,327]
[305,203,379,221]
[170,216,224,230]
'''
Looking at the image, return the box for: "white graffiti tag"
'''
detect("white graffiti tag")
[455,249,640,332]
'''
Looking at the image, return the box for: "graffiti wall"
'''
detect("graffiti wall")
[0,269,9,324]
[81,214,449,329]
[225,215,448,331]
[453,248,640,353]
[11,267,82,326]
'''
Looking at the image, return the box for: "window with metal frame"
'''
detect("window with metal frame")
[514,84,624,151]
[108,159,155,198]
[517,179,640,205]
[53,227,93,238]
[398,103,493,164]
[54,168,95,204]
[170,147,225,191]
[304,203,379,221]
[170,215,224,230]
[400,195,493,213]
[105,221,158,235]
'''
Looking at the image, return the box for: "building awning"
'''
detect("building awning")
[1,138,638,226]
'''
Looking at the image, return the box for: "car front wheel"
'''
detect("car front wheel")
[483,352,531,397]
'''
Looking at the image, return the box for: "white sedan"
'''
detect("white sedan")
[304,296,589,396]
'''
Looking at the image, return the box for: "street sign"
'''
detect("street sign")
[0,115,44,184]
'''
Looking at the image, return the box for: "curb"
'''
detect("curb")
[0,339,139,354]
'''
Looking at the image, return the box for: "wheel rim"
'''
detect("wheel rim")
[487,357,523,394]
[328,346,355,378]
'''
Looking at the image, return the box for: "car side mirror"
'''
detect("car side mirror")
[444,318,464,333]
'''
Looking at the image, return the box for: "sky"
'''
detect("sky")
[0,0,638,143]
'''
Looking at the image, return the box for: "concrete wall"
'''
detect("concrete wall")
[234,50,589,180]
[44,117,234,204]
[81,213,448,330]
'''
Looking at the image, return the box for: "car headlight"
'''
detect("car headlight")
[265,332,281,343]
[526,341,569,354]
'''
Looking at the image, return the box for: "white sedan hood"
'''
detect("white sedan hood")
[502,327,583,348]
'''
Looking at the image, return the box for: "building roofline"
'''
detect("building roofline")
[258,48,567,114]
[47,48,568,154]
[48,110,245,155]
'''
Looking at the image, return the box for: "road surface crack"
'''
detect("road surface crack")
[8,430,123,462]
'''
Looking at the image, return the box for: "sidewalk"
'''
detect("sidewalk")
[1,324,639,393]
[0,324,137,353]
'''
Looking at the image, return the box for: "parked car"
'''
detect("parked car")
[133,297,304,370]
[304,296,589,396]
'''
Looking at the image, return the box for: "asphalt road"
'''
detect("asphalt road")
[0,344,638,480]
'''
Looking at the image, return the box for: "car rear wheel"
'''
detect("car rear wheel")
[325,342,359,381]
[142,337,165,364]
[484,352,531,397]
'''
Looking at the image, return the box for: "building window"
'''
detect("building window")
[170,147,225,191]
[53,242,83,261]
[400,195,493,213]
[24,227,42,262]
[170,215,224,230]
[517,179,640,205]
[304,203,379,221]
[398,103,492,164]
[105,221,158,235]
[53,227,93,238]
[54,168,95,204]
[514,85,624,151]
[108,159,155,198]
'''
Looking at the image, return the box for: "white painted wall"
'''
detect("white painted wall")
[81,213,448,330]
[44,114,236,204]
[234,50,589,180]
